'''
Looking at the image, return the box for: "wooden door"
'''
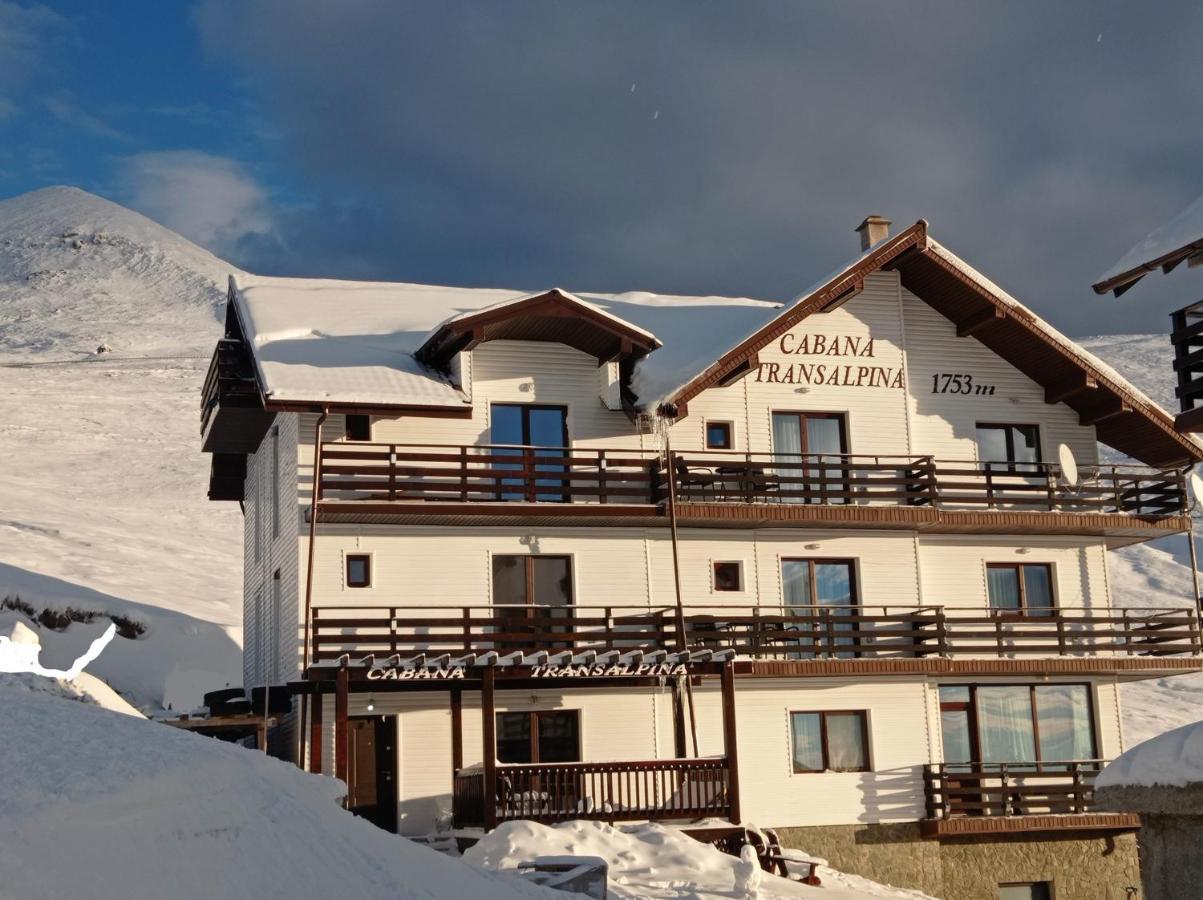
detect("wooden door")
[347,716,397,831]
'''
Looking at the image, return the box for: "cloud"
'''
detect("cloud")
[0,2,65,117]
[115,151,275,258]
[44,94,129,142]
[192,1,1203,334]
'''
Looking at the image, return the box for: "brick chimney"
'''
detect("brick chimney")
[855,215,891,251]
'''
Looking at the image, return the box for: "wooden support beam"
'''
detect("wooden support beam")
[672,678,688,758]
[1044,374,1098,405]
[720,661,741,825]
[1079,400,1131,427]
[482,667,498,831]
[819,280,863,313]
[335,665,349,785]
[309,689,324,775]
[955,306,1005,337]
[450,686,464,774]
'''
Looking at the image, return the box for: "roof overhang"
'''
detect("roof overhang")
[1093,238,1203,297]
[415,288,662,372]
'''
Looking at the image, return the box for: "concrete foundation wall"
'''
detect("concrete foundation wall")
[775,823,1141,900]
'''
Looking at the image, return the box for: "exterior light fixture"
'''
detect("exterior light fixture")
[366,696,375,712]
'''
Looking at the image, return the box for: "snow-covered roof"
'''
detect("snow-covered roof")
[1097,719,1203,789]
[1093,192,1203,295]
[230,272,781,409]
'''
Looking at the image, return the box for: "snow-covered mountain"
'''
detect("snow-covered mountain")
[0,186,243,712]
[0,185,1198,744]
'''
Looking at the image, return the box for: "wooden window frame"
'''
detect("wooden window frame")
[705,420,734,450]
[985,562,1055,617]
[489,403,570,447]
[779,558,859,609]
[495,709,581,764]
[490,554,574,607]
[789,709,871,774]
[975,422,1042,472]
[345,553,372,589]
[939,683,1098,765]
[712,560,744,593]
[771,411,850,455]
[344,414,372,442]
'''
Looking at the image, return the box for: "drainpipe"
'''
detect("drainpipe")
[298,409,329,767]
[664,426,700,758]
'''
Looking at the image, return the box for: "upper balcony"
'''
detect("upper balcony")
[1172,299,1203,432]
[314,442,1188,542]
[201,337,273,455]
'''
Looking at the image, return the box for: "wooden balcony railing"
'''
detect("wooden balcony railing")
[310,604,1202,664]
[924,760,1104,819]
[1172,299,1203,414]
[200,337,261,436]
[453,757,730,828]
[315,443,1187,518]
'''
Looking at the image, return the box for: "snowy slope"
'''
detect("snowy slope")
[1078,333,1203,746]
[0,186,243,712]
[0,680,561,900]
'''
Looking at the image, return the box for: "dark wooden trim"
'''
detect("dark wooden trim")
[309,690,323,774]
[335,665,349,783]
[672,678,688,758]
[720,661,741,824]
[1079,400,1132,427]
[1176,405,1203,433]
[746,656,1203,677]
[921,812,1140,838]
[450,686,463,773]
[1044,375,1098,405]
[955,306,1006,337]
[482,667,498,830]
[266,400,474,418]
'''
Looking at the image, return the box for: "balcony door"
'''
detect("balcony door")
[780,559,857,656]
[771,412,848,504]
[492,554,574,650]
[491,403,569,502]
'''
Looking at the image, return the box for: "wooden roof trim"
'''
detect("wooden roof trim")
[264,399,473,418]
[664,221,929,412]
[918,246,1203,464]
[225,280,272,411]
[1093,236,1203,296]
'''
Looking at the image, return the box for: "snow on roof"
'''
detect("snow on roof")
[1097,719,1203,789]
[1098,192,1203,285]
[231,272,781,409]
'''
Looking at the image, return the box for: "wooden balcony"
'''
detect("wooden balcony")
[921,760,1140,837]
[309,604,1202,678]
[313,444,1188,540]
[452,757,730,828]
[200,338,272,454]
[1172,299,1203,431]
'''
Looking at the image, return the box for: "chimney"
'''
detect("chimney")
[855,215,891,252]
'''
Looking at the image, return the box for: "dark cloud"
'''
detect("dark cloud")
[193,1,1203,334]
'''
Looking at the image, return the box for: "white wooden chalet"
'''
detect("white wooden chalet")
[202,217,1203,899]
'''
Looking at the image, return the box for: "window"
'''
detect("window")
[492,555,573,649]
[271,425,280,539]
[939,684,1096,765]
[346,554,372,589]
[781,559,858,655]
[706,421,734,450]
[713,561,743,592]
[976,423,1041,472]
[490,404,569,501]
[998,883,1051,900]
[345,414,372,442]
[790,711,869,773]
[497,710,580,764]
[771,412,849,504]
[986,563,1054,616]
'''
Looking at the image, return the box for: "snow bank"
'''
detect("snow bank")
[0,684,557,900]
[1097,720,1203,789]
[464,819,936,900]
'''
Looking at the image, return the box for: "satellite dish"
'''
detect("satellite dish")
[1057,443,1079,486]
[1190,470,1203,511]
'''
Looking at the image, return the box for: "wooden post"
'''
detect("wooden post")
[720,661,741,825]
[671,678,688,758]
[335,665,349,785]
[451,686,464,774]
[309,689,324,774]
[482,667,498,830]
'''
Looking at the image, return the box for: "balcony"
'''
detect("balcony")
[921,760,1140,837]
[308,603,1201,678]
[452,757,730,828]
[200,338,273,454]
[1172,299,1203,431]
[314,444,1187,540]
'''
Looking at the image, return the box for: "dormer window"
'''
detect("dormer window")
[345,414,372,442]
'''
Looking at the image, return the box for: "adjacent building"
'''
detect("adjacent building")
[202,217,1203,900]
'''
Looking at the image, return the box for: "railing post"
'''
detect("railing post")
[389,606,397,656]
[1122,609,1134,655]
[523,447,536,503]
[1045,465,1057,511]
[985,464,995,509]
[936,607,950,658]
[1000,762,1011,816]
[460,445,469,501]
[721,661,741,825]
[335,663,349,786]
[388,444,397,500]
[482,667,498,830]
[463,606,472,653]
[924,456,939,507]
[598,449,608,504]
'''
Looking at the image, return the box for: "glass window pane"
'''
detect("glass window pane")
[531,557,572,608]
[1035,685,1095,762]
[706,422,732,449]
[825,713,867,771]
[790,713,824,772]
[1013,426,1041,464]
[490,404,524,445]
[987,566,1021,612]
[527,407,566,448]
[492,555,528,606]
[537,712,580,763]
[1022,566,1054,615]
[940,709,973,765]
[497,713,531,763]
[939,685,970,704]
[714,562,742,592]
[977,686,1036,764]
[814,563,853,608]
[976,426,1009,463]
[999,884,1050,900]
[781,560,812,611]
[772,414,803,456]
[806,417,846,455]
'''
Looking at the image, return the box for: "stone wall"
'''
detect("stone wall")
[1098,784,1203,900]
[774,822,1141,900]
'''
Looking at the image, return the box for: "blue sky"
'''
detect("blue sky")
[2,1,1203,335]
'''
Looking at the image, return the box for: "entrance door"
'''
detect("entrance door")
[491,404,569,501]
[492,554,574,650]
[346,715,397,832]
[771,412,848,503]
